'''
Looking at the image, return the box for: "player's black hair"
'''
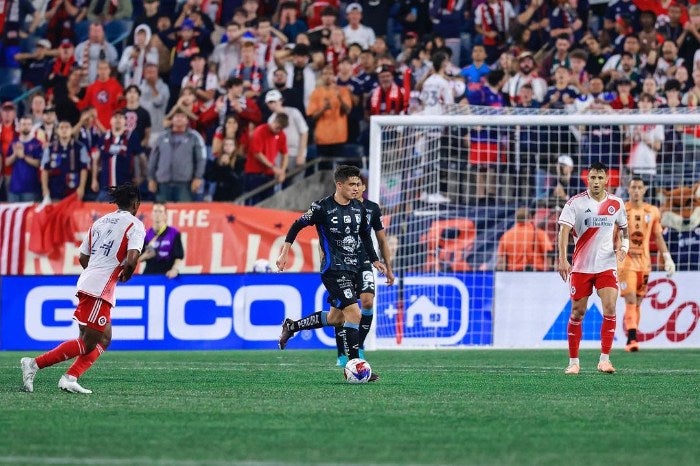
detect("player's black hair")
[108,183,140,210]
[334,165,361,183]
[431,51,448,72]
[589,162,608,173]
[629,176,645,185]
[487,69,505,87]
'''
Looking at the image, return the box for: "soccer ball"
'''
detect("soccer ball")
[251,258,272,273]
[344,358,372,384]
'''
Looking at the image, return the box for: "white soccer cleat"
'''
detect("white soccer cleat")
[58,374,92,394]
[21,357,38,392]
[564,363,580,375]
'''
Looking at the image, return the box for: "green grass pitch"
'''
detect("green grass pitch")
[1,349,699,466]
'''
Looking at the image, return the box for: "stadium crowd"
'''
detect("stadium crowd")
[0,0,698,205]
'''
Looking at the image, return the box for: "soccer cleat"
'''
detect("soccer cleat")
[58,374,92,394]
[564,363,580,375]
[20,357,38,393]
[336,355,348,367]
[368,372,380,382]
[278,318,295,350]
[597,360,616,374]
[625,341,639,352]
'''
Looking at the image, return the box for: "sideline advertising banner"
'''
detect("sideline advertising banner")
[4,202,321,275]
[494,272,700,349]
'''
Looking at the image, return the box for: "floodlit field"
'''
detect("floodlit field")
[1,349,699,466]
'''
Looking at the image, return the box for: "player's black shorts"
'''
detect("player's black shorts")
[354,264,375,295]
[322,270,359,310]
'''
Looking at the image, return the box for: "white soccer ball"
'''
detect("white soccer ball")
[251,258,271,273]
[344,358,372,384]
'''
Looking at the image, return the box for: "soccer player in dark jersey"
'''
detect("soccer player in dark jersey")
[276,165,388,380]
[334,175,395,367]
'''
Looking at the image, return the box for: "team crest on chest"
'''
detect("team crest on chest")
[608,206,616,215]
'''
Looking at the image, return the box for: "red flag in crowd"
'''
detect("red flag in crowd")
[29,193,83,257]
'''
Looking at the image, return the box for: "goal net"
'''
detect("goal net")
[367,108,700,349]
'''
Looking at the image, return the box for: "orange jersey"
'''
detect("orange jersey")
[622,202,661,272]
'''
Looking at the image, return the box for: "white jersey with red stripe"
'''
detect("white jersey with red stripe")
[77,210,146,306]
[558,190,628,273]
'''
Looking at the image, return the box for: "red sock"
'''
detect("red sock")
[567,317,582,358]
[35,338,86,369]
[601,315,616,355]
[66,344,105,378]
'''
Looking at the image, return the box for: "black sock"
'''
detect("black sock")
[293,312,325,331]
[335,326,345,356]
[341,325,360,360]
[359,314,373,349]
[627,329,637,343]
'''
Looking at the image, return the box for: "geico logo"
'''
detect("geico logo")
[24,284,303,342]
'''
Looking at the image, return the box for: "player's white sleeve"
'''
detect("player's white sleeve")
[558,201,576,227]
[616,202,628,229]
[79,229,91,256]
[128,221,147,252]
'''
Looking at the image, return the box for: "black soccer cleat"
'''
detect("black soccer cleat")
[368,372,380,382]
[278,318,295,350]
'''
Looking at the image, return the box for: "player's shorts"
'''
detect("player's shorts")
[73,292,112,332]
[354,265,375,296]
[569,269,618,301]
[618,269,649,297]
[322,270,359,310]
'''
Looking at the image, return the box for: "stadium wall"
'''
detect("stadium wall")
[1,272,697,350]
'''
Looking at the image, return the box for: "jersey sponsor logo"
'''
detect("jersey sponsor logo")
[343,215,351,224]
[584,216,614,227]
[341,236,357,252]
[355,214,361,224]
[343,256,358,265]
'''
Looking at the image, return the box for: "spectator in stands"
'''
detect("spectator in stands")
[44,0,89,47]
[273,44,316,112]
[611,77,636,110]
[601,35,642,84]
[76,60,124,131]
[568,49,590,93]
[641,77,666,106]
[276,1,307,43]
[626,93,664,179]
[92,110,144,201]
[164,87,200,129]
[27,93,46,129]
[398,0,432,37]
[40,120,89,201]
[582,33,608,77]
[86,0,133,44]
[123,85,151,154]
[52,67,84,126]
[0,0,41,86]
[648,40,685,89]
[541,34,572,82]
[343,3,376,50]
[543,65,578,110]
[678,5,700,67]
[139,202,185,277]
[174,0,215,33]
[514,0,549,52]
[548,0,585,45]
[461,45,490,91]
[474,0,516,65]
[241,0,260,25]
[6,116,43,202]
[637,10,660,56]
[396,31,419,66]
[307,64,352,160]
[359,0,393,39]
[139,62,170,146]
[660,79,686,165]
[133,0,160,33]
[682,68,700,106]
[72,107,102,199]
[307,6,338,49]
[181,53,218,111]
[265,89,308,185]
[0,101,18,200]
[574,75,614,112]
[243,112,289,204]
[36,106,57,146]
[325,27,348,74]
[117,24,158,87]
[506,51,547,104]
[44,39,77,96]
[205,137,242,201]
[604,0,639,33]
[255,16,288,70]
[148,108,206,202]
[211,22,243,86]
[232,39,267,98]
[216,77,263,135]
[496,207,553,271]
[14,39,55,89]
[75,22,118,85]
[212,114,246,160]
[369,65,406,116]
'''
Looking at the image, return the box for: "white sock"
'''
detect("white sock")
[569,358,580,365]
[599,353,610,363]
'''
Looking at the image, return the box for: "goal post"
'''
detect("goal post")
[366,108,700,350]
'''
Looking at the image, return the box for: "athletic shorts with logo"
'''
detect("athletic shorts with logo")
[322,270,359,309]
[618,268,649,297]
[73,292,112,332]
[569,269,618,301]
[355,265,375,295]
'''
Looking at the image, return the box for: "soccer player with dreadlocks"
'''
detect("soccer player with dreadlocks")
[20,183,145,394]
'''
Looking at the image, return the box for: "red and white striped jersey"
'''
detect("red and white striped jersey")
[77,210,145,305]
[558,190,628,273]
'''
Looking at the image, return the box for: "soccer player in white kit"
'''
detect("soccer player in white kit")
[557,163,629,375]
[21,183,145,393]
